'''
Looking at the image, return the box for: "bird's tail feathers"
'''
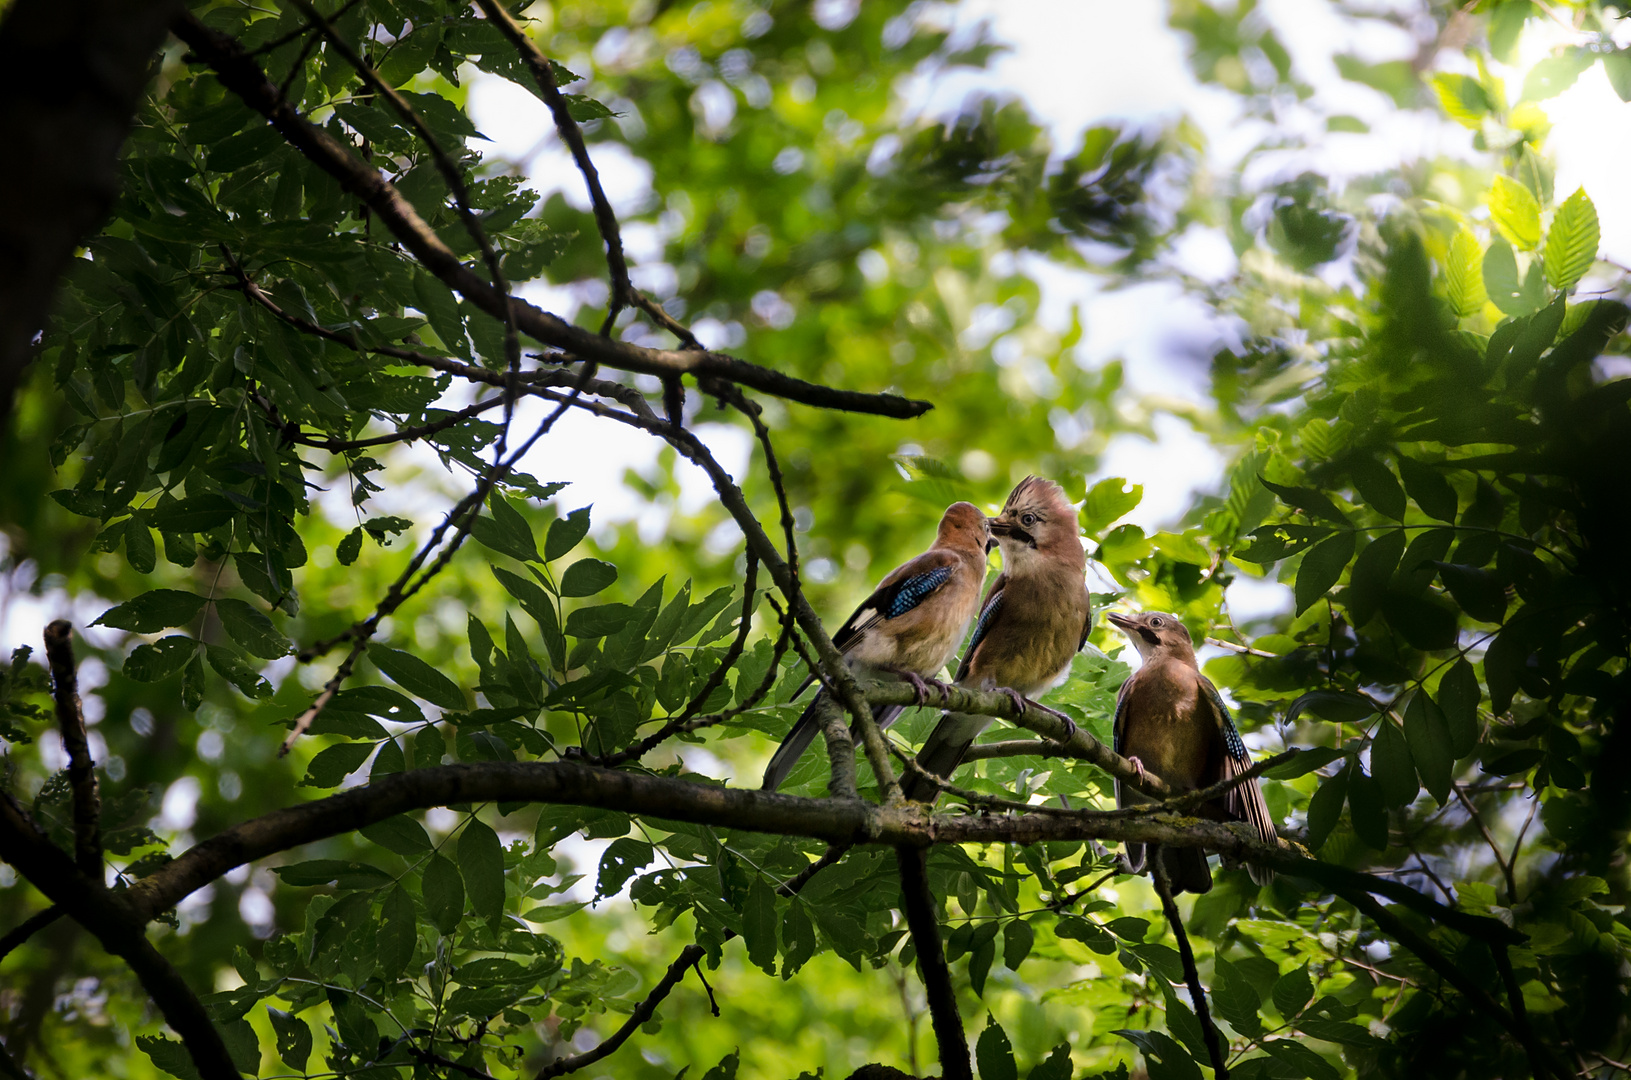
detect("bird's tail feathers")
[761,690,827,791]
[763,695,907,792]
[1224,754,1278,887]
[901,711,987,803]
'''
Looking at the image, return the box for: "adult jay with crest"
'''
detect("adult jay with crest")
[761,501,990,791]
[1107,609,1278,894]
[903,476,1092,801]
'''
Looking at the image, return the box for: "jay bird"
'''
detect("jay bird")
[761,501,990,791]
[1107,609,1277,894]
[903,476,1092,801]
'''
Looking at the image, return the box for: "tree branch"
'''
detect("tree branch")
[535,944,706,1079]
[1152,859,1228,1078]
[168,14,930,420]
[42,621,99,878]
[896,846,969,1080]
[0,793,237,1079]
[0,907,63,966]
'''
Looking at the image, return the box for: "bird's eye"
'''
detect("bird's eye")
[1020,513,1037,527]
[1150,617,1164,627]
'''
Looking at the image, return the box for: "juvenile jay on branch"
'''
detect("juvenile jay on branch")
[760,501,990,791]
[1107,609,1278,894]
[903,476,1092,802]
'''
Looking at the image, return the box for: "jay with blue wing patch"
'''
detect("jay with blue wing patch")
[761,501,990,791]
[903,476,1092,801]
[1107,609,1278,894]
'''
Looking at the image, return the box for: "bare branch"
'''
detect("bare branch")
[896,846,969,1080]
[0,793,238,1079]
[1152,859,1229,1078]
[0,907,63,966]
[170,14,931,420]
[535,945,706,1079]
[469,0,631,334]
[42,621,99,878]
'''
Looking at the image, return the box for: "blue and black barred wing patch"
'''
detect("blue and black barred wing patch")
[1201,677,1249,761]
[953,588,1003,682]
[883,566,953,618]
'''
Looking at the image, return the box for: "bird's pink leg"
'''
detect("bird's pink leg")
[1126,755,1150,784]
[884,666,935,706]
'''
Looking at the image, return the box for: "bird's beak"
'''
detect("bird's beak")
[1106,612,1138,632]
[987,519,1011,536]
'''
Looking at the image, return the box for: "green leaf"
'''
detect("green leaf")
[1213,958,1262,1037]
[267,1007,312,1071]
[1347,769,1388,850]
[181,653,205,711]
[559,558,618,597]
[1396,457,1457,522]
[781,900,817,978]
[1431,73,1492,128]
[359,815,432,855]
[1490,175,1542,250]
[1543,187,1600,290]
[1003,918,1034,970]
[1403,692,1454,806]
[701,1049,740,1080]
[1520,47,1593,102]
[1434,562,1508,623]
[1079,477,1142,536]
[124,635,197,682]
[1606,49,1631,102]
[1272,962,1314,1018]
[975,1016,1019,1080]
[469,492,542,562]
[1347,456,1406,521]
[1371,720,1418,809]
[1345,530,1405,627]
[742,876,778,976]
[214,598,293,659]
[1027,1044,1073,1080]
[565,602,634,638]
[422,855,465,935]
[298,741,373,787]
[367,643,466,710]
[459,818,506,922]
[1262,1040,1343,1080]
[272,859,392,889]
[1262,746,1345,780]
[545,506,591,561]
[1056,916,1116,954]
[1259,477,1349,524]
[125,517,156,574]
[1483,238,1541,316]
[376,886,417,977]
[1489,1,1531,64]
[596,837,652,898]
[93,589,206,633]
[1444,228,1486,317]
[1114,1029,1202,1080]
[148,494,237,535]
[336,527,363,566]
[1437,660,1481,757]
[138,1034,200,1080]
[1305,765,1350,850]
[1294,531,1355,615]
[206,644,272,699]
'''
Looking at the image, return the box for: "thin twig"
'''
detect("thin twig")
[0,907,64,966]
[534,944,706,1079]
[896,846,970,1080]
[1494,942,1556,1080]
[172,13,932,419]
[1153,858,1229,1078]
[469,0,630,334]
[43,622,100,879]
[1455,784,1517,902]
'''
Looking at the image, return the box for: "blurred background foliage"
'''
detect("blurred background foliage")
[1,0,1630,1077]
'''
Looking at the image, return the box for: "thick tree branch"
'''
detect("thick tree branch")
[0,794,237,1079]
[1152,860,1228,1078]
[42,621,99,878]
[896,846,969,1080]
[0,0,184,426]
[168,14,930,420]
